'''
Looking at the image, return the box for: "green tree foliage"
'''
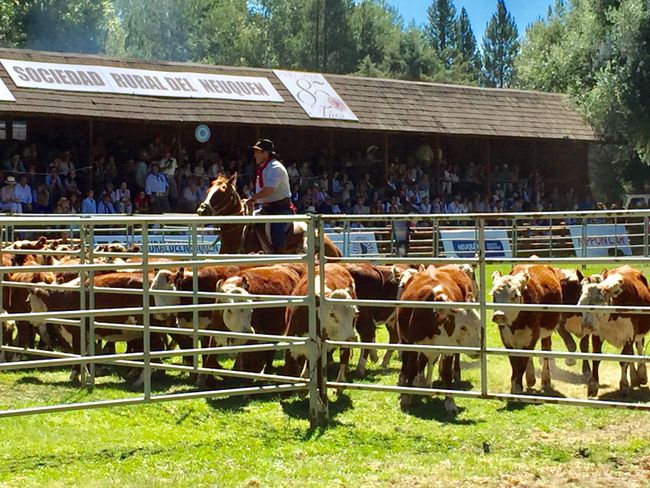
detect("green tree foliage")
[426,0,458,67]
[455,7,481,82]
[516,0,650,200]
[481,0,519,88]
[351,0,402,68]
[0,0,114,53]
[384,27,441,81]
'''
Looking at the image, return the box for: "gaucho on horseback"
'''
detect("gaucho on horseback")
[247,138,295,254]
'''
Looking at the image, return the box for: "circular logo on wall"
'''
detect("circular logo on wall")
[195,124,211,143]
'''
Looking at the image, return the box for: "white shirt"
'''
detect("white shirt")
[255,159,291,204]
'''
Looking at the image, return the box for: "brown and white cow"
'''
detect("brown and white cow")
[210,264,302,376]
[285,264,359,386]
[491,264,562,395]
[397,266,481,414]
[28,272,166,386]
[577,265,650,396]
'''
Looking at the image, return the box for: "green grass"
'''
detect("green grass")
[0,264,649,487]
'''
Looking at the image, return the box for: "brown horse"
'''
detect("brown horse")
[197,174,342,258]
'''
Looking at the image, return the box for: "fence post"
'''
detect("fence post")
[87,224,96,389]
[511,219,518,258]
[478,218,488,398]
[307,214,328,427]
[191,223,199,373]
[644,216,649,257]
[79,224,87,388]
[141,222,151,401]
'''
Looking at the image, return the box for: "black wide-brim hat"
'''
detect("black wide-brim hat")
[251,138,277,155]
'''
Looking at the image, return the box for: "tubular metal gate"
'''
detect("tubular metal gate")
[0,210,649,428]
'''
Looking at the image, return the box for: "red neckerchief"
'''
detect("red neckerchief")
[255,157,272,190]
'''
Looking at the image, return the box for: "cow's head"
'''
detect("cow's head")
[578,274,623,333]
[216,276,253,334]
[149,269,180,320]
[490,271,529,326]
[393,266,421,300]
[322,288,359,342]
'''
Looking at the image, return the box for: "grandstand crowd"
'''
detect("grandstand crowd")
[0,136,597,219]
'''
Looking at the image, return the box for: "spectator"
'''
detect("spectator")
[419,195,432,214]
[351,196,369,215]
[4,154,25,174]
[35,183,51,213]
[97,193,116,214]
[134,152,149,190]
[53,197,74,214]
[145,163,170,213]
[0,176,22,213]
[133,190,151,213]
[15,175,33,213]
[181,178,202,212]
[81,190,97,214]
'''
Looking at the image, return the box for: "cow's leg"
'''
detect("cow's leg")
[17,321,36,358]
[525,357,536,388]
[619,341,633,394]
[399,350,420,409]
[381,313,399,368]
[440,354,458,415]
[196,336,224,388]
[336,348,351,393]
[354,311,374,377]
[579,335,591,380]
[557,320,577,366]
[509,354,528,395]
[630,336,647,387]
[284,350,303,378]
[414,353,435,388]
[541,335,553,391]
[453,353,461,384]
[587,335,602,397]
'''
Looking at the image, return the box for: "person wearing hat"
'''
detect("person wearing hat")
[248,138,294,253]
[145,162,170,213]
[0,176,22,213]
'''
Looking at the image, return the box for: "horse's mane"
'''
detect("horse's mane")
[209,174,232,190]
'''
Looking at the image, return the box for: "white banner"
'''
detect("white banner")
[274,69,358,121]
[1,59,284,102]
[325,231,378,256]
[440,228,512,258]
[568,224,632,257]
[0,77,15,101]
[94,234,220,254]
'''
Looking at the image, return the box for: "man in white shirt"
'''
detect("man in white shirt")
[15,175,33,213]
[145,163,170,213]
[247,139,293,253]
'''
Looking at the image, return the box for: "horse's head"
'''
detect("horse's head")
[197,173,240,216]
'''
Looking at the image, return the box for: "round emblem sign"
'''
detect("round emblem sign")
[195,124,211,143]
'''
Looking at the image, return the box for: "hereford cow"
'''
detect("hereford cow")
[209,264,302,377]
[285,264,359,386]
[578,265,650,396]
[491,264,562,395]
[28,272,166,386]
[343,263,403,376]
[397,265,480,413]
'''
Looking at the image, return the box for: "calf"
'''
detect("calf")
[578,265,650,396]
[211,265,302,376]
[397,266,480,414]
[491,264,562,395]
[285,264,359,386]
[28,272,165,386]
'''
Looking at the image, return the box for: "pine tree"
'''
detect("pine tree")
[456,7,481,81]
[481,0,519,88]
[425,0,457,67]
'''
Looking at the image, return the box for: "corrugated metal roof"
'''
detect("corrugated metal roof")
[0,48,596,141]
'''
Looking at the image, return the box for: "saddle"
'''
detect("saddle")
[253,220,307,254]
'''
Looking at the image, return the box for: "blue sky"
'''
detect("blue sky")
[387,0,553,39]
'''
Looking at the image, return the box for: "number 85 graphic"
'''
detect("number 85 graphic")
[295,78,330,107]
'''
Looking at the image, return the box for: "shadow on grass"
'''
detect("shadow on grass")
[402,396,479,424]
[496,386,568,412]
[599,386,650,403]
[550,363,591,385]
[280,392,354,433]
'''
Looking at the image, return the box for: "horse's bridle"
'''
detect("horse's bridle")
[202,187,244,217]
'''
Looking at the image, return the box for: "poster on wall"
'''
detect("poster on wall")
[0,77,15,101]
[325,231,379,256]
[440,228,512,258]
[568,224,632,257]
[274,69,358,121]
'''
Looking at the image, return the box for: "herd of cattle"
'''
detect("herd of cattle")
[1,236,649,413]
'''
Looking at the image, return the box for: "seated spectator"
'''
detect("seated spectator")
[181,178,202,212]
[0,176,22,213]
[419,195,432,214]
[4,154,25,174]
[68,192,81,213]
[97,193,116,214]
[53,196,74,214]
[15,174,33,213]
[351,197,370,215]
[64,171,79,194]
[114,186,133,214]
[133,190,151,213]
[286,161,300,187]
[35,183,51,213]
[81,190,97,214]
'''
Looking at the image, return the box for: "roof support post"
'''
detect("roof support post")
[434,135,441,195]
[485,138,492,195]
[88,119,94,189]
[384,133,389,176]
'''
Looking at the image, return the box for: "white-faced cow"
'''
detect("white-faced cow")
[285,264,359,386]
[397,265,481,414]
[578,265,650,396]
[491,264,562,395]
